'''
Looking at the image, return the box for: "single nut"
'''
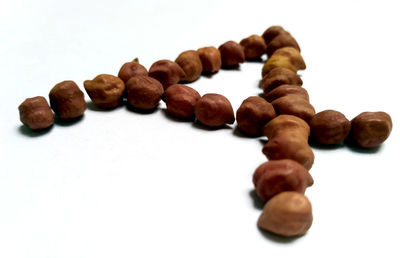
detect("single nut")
[310,110,351,145]
[240,35,267,59]
[118,61,148,83]
[49,80,86,119]
[272,47,306,71]
[125,76,164,110]
[175,50,203,82]
[261,55,298,77]
[257,191,313,237]
[236,96,276,135]
[253,160,314,202]
[18,96,54,130]
[261,26,286,44]
[218,40,245,67]
[163,84,201,119]
[264,84,309,102]
[350,111,392,148]
[271,95,315,124]
[194,93,235,127]
[263,115,310,139]
[197,46,222,73]
[148,59,186,89]
[84,74,125,108]
[266,32,300,57]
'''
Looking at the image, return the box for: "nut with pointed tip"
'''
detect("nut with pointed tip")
[261,25,286,44]
[194,93,235,127]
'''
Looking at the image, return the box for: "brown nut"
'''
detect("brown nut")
[310,110,351,145]
[236,96,276,135]
[19,96,54,130]
[118,61,148,83]
[257,191,313,237]
[261,55,298,77]
[271,95,315,124]
[49,80,86,119]
[126,76,164,110]
[350,111,392,148]
[253,160,314,202]
[197,46,222,73]
[266,32,300,57]
[218,40,245,67]
[264,84,309,102]
[148,59,186,89]
[240,35,267,59]
[84,74,125,108]
[262,25,286,44]
[261,67,303,92]
[163,84,201,119]
[175,50,203,82]
[272,47,306,71]
[194,93,235,127]
[263,115,310,139]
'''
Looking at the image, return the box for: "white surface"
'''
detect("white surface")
[1,0,399,257]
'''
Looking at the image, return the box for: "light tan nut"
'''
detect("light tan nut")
[175,50,203,82]
[273,47,306,71]
[126,76,164,110]
[240,35,267,59]
[194,93,235,127]
[262,115,310,139]
[264,84,309,102]
[19,96,54,130]
[163,84,201,119]
[310,110,351,145]
[218,40,245,67]
[271,95,315,124]
[197,46,222,73]
[84,74,125,108]
[148,59,186,89]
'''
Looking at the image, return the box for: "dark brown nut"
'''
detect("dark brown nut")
[263,115,310,139]
[148,60,186,89]
[266,32,300,57]
[236,96,276,135]
[262,133,315,170]
[239,35,267,59]
[118,61,148,83]
[350,111,393,148]
[49,80,86,119]
[257,191,313,237]
[218,40,245,67]
[273,47,306,71]
[262,25,286,44]
[197,46,222,73]
[264,84,309,102]
[125,76,164,110]
[253,160,314,202]
[18,96,54,130]
[163,84,201,119]
[261,67,303,92]
[310,110,351,145]
[272,95,315,124]
[175,50,203,82]
[194,93,235,127]
[84,74,125,108]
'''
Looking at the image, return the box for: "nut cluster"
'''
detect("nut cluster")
[18,25,392,240]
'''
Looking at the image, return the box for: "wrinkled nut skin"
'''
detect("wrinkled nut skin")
[252,160,314,202]
[351,111,393,148]
[194,93,235,127]
[264,84,309,102]
[84,74,125,108]
[175,50,203,82]
[262,26,286,44]
[262,55,298,77]
[263,115,310,139]
[258,191,313,237]
[272,95,315,124]
[49,80,86,119]
[273,47,306,71]
[236,96,276,135]
[218,40,245,67]
[197,46,222,73]
[240,35,267,59]
[266,32,301,57]
[19,96,54,130]
[163,84,201,119]
[261,67,303,92]
[126,76,164,110]
[148,60,186,89]
[118,62,148,83]
[310,110,351,145]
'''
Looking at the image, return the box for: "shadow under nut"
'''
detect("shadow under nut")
[18,96,54,130]
[84,74,125,108]
[164,84,201,119]
[148,59,186,89]
[49,80,86,119]
[194,93,235,127]
[271,95,315,124]
[310,110,351,145]
[175,50,203,82]
[126,76,164,110]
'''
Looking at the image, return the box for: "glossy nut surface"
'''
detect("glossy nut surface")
[49,80,86,119]
[175,50,203,82]
[194,93,235,127]
[262,67,303,92]
[118,61,148,83]
[218,40,245,67]
[310,110,351,145]
[126,76,164,110]
[264,84,309,102]
[197,46,222,73]
[148,59,185,89]
[240,35,267,59]
[164,84,201,119]
[84,74,125,108]
[271,95,315,124]
[19,96,54,130]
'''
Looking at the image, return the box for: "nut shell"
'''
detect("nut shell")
[84,74,125,108]
[310,110,351,145]
[163,84,201,119]
[49,80,86,119]
[175,50,203,82]
[148,60,186,89]
[19,96,54,130]
[194,93,235,127]
[126,76,164,110]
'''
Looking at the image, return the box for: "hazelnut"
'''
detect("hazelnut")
[271,95,315,124]
[263,115,310,139]
[350,111,392,148]
[239,35,267,59]
[194,93,235,127]
[310,110,351,145]
[266,32,300,57]
[236,96,276,135]
[264,84,309,102]
[253,160,314,202]
[261,67,303,92]
[261,25,286,44]
[49,80,86,119]
[218,40,245,67]
[257,191,313,237]
[148,59,186,89]
[163,84,201,119]
[84,74,125,108]
[118,61,148,83]
[18,96,54,130]
[175,50,203,82]
[272,47,306,71]
[197,46,222,73]
[126,76,164,110]
[261,55,298,77]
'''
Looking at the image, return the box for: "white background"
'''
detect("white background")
[1,0,399,257]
